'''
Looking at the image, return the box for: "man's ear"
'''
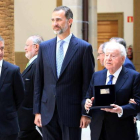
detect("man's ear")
[68,18,73,27]
[35,44,39,52]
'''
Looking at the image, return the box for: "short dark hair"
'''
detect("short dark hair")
[53,6,73,20]
[110,37,126,48]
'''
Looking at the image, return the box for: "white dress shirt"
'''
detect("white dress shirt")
[0,60,3,76]
[56,33,72,58]
[106,66,122,85]
[28,55,38,66]
[106,66,123,117]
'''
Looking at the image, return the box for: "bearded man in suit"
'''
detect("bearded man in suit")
[18,35,43,140]
[33,6,95,140]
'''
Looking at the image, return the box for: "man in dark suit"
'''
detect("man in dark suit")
[18,35,43,140]
[110,37,135,70]
[33,6,95,140]
[84,42,140,140]
[0,36,24,140]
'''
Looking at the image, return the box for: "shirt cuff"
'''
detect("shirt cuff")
[117,107,123,117]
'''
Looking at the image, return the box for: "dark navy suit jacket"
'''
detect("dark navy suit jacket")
[33,34,95,127]
[0,60,24,136]
[18,59,37,131]
[124,56,135,70]
[84,67,140,140]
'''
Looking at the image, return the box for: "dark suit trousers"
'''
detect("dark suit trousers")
[42,106,81,140]
[99,121,107,140]
[18,129,42,140]
[0,134,18,140]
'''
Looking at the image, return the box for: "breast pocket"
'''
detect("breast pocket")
[24,78,31,91]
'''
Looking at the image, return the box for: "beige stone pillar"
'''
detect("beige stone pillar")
[63,0,97,71]
[0,0,14,64]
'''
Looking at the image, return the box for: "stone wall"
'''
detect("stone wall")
[0,0,14,64]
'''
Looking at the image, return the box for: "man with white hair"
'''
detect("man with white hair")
[18,35,43,140]
[84,42,140,140]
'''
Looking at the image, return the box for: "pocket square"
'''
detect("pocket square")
[25,78,30,81]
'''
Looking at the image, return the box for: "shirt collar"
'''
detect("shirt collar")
[57,33,72,44]
[0,59,3,67]
[29,55,37,64]
[107,66,122,78]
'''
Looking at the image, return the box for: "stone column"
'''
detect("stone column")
[63,0,97,70]
[0,0,14,64]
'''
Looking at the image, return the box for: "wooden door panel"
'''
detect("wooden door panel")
[97,20,118,70]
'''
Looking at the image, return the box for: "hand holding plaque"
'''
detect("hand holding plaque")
[90,85,115,109]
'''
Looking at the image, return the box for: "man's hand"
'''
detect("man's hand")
[85,97,94,111]
[101,104,122,114]
[129,98,137,104]
[80,116,91,128]
[34,114,42,127]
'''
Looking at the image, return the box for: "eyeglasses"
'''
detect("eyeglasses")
[97,53,104,56]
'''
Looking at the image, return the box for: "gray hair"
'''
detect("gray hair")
[101,42,110,53]
[110,37,126,48]
[104,42,126,61]
[29,35,44,45]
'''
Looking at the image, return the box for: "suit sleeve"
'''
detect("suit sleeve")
[122,73,140,118]
[81,45,95,115]
[33,45,44,114]
[82,44,95,99]
[13,67,24,110]
[82,73,95,116]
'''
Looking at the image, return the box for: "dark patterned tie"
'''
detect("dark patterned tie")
[56,40,65,77]
[107,75,114,85]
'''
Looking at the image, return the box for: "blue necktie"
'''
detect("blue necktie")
[56,40,65,77]
[107,75,114,85]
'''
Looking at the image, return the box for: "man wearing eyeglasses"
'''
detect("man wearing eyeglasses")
[97,43,105,66]
[18,35,43,140]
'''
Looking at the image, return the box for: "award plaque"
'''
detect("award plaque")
[90,85,115,109]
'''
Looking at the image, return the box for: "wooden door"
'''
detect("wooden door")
[97,20,118,70]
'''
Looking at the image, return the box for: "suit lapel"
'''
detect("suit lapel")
[22,59,36,77]
[59,35,78,78]
[115,67,128,93]
[47,37,57,80]
[101,69,107,85]
[0,60,8,90]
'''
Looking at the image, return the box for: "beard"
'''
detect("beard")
[53,23,68,35]
[25,51,34,60]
